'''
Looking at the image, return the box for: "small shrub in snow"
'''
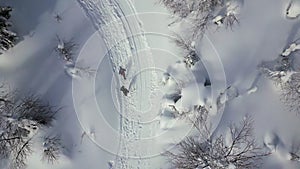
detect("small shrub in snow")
[0,6,17,53]
[108,160,115,169]
[173,34,200,67]
[259,45,295,85]
[166,116,269,169]
[54,14,62,23]
[289,142,300,161]
[224,12,239,29]
[55,35,78,62]
[42,135,62,163]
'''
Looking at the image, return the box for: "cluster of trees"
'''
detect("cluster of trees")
[160,0,239,37]
[0,5,66,169]
[0,84,62,169]
[55,35,97,78]
[0,6,17,53]
[166,108,270,169]
[161,0,239,67]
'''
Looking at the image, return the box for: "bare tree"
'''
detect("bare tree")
[193,0,224,14]
[15,95,58,127]
[166,116,270,169]
[190,13,212,38]
[0,6,18,53]
[42,135,62,163]
[0,85,58,168]
[280,72,300,114]
[224,12,239,29]
[0,118,37,169]
[160,0,239,37]
[159,0,192,19]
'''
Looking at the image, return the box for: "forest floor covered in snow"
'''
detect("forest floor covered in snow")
[0,0,300,169]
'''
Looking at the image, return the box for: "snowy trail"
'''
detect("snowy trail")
[76,0,156,168]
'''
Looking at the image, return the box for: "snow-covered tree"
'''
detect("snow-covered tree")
[166,116,269,169]
[160,0,239,37]
[0,84,58,169]
[42,135,62,163]
[173,34,200,67]
[0,6,17,53]
[159,0,192,19]
[260,48,294,85]
[281,72,300,114]
[54,36,96,79]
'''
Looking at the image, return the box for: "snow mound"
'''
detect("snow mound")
[286,1,300,19]
[282,43,300,56]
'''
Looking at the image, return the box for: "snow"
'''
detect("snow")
[286,0,300,19]
[213,15,224,26]
[282,43,300,56]
[0,0,300,168]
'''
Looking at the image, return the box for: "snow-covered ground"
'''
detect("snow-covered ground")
[0,0,300,169]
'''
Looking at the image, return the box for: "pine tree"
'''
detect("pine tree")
[0,6,17,53]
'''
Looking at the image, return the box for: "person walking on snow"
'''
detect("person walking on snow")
[120,86,129,96]
[119,66,126,80]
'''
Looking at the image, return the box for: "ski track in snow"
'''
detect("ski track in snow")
[76,0,156,168]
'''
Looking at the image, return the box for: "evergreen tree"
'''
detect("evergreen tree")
[0,6,17,53]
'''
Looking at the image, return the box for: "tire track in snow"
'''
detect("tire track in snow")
[76,0,155,168]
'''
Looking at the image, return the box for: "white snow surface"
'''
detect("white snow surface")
[0,0,299,169]
[282,43,300,56]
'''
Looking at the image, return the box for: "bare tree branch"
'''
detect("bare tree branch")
[165,116,270,169]
[0,84,59,168]
[42,135,63,163]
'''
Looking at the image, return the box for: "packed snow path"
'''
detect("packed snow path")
[76,0,157,168]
